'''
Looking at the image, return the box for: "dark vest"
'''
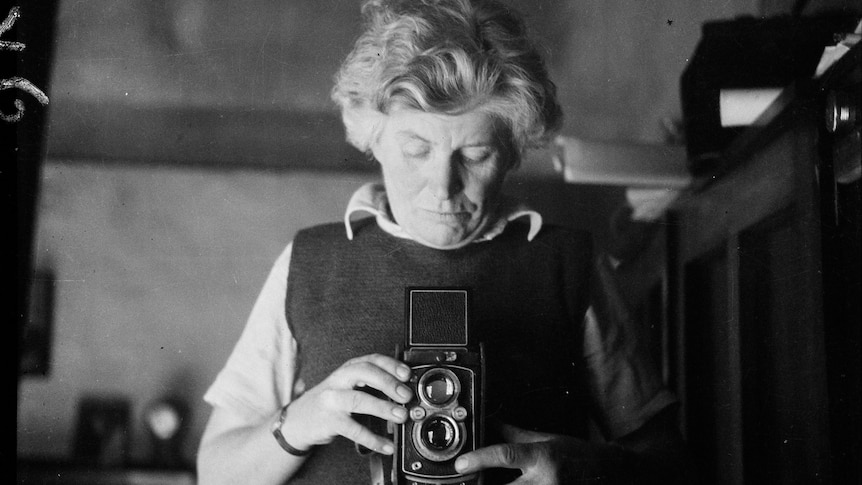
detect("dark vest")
[285,219,594,484]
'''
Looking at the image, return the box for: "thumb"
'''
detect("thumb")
[455,443,536,474]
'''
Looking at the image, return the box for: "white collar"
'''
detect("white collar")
[343,182,542,246]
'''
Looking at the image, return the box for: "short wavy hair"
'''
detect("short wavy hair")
[331,0,562,165]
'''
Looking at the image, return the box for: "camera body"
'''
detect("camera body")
[393,288,484,485]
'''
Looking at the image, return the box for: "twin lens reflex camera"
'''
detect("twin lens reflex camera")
[376,288,485,485]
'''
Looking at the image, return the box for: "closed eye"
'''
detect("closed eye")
[401,140,430,158]
[461,147,494,164]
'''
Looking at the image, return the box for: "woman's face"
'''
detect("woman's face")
[371,107,512,249]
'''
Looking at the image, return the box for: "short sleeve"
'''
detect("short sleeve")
[203,243,299,423]
[583,255,678,440]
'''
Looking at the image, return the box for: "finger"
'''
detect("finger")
[337,416,396,455]
[454,443,537,474]
[344,353,412,382]
[322,389,409,424]
[332,362,413,403]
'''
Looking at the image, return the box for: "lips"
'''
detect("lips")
[420,209,471,222]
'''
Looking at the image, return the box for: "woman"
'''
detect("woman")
[197,1,686,483]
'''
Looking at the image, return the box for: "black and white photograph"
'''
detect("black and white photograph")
[9,0,860,483]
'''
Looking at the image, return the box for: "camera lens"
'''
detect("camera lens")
[420,369,459,406]
[421,417,456,450]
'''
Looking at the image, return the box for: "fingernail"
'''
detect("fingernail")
[397,365,411,380]
[392,407,407,420]
[455,456,469,472]
[382,443,394,455]
[397,385,412,399]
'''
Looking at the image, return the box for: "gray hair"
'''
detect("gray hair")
[331,0,562,165]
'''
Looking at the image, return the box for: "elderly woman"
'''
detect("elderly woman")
[198,0,686,483]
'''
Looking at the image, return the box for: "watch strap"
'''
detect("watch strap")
[271,404,313,456]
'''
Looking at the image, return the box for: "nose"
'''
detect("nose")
[425,152,463,200]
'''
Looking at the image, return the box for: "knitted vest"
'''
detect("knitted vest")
[284,219,593,484]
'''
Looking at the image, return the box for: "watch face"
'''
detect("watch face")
[146,403,181,440]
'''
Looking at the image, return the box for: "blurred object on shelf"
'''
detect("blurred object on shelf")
[680,14,859,175]
[553,135,687,265]
[143,397,190,469]
[553,135,690,189]
[718,88,784,127]
[72,395,131,468]
[814,19,861,77]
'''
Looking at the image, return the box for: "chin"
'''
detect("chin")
[411,225,476,250]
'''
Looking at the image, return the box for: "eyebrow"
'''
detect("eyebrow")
[395,131,430,143]
[394,130,494,147]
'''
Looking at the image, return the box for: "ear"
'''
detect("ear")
[489,118,520,172]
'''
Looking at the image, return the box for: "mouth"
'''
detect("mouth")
[421,209,471,222]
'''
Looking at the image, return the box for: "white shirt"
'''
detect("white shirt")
[203,183,675,439]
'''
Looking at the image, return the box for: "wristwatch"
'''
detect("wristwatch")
[271,404,314,456]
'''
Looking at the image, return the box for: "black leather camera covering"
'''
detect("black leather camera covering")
[407,289,468,347]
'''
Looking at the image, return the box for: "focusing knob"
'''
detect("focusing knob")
[410,406,426,421]
[453,406,468,421]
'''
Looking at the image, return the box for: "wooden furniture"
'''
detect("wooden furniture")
[615,44,860,484]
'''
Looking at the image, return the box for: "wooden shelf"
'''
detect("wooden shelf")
[17,459,195,485]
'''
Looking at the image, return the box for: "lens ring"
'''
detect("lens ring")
[417,368,461,407]
[412,414,465,462]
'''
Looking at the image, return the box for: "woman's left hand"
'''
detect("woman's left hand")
[454,424,630,484]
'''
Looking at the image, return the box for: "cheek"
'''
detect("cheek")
[464,168,506,205]
[384,160,421,196]
[377,156,423,207]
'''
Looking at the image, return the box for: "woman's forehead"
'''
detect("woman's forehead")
[384,108,500,145]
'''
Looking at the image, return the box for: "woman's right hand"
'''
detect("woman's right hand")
[277,353,414,455]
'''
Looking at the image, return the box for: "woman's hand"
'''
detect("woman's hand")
[454,424,634,485]
[278,353,414,455]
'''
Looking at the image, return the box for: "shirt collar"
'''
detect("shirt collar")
[343,182,542,245]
